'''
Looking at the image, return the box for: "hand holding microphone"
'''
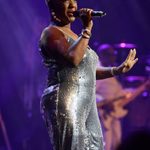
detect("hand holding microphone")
[75,8,94,31]
[73,8,106,31]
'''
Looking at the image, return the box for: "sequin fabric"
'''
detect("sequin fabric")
[40,37,104,150]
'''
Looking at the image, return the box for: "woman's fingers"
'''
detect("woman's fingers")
[130,48,136,60]
[125,49,137,64]
[118,48,138,73]
[125,49,133,62]
[132,58,138,66]
[122,49,138,71]
[80,8,93,17]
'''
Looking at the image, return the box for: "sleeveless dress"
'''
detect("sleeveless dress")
[39,30,104,150]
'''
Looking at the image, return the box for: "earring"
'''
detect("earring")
[51,11,61,23]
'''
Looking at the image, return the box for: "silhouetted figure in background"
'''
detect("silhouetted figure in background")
[96,44,147,150]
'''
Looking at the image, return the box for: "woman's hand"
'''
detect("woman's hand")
[79,8,93,30]
[115,49,138,74]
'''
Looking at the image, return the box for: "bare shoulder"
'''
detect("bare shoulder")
[39,25,70,58]
[40,25,68,50]
[40,26,65,43]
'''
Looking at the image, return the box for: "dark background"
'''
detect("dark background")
[0,0,150,149]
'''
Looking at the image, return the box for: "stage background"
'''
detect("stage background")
[0,0,150,149]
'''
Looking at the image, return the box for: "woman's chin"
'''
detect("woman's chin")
[69,16,76,22]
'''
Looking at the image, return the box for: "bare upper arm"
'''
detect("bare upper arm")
[39,26,70,57]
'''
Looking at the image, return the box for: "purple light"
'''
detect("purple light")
[142,91,148,97]
[120,43,126,48]
[114,43,137,49]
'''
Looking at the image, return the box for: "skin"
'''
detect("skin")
[40,0,138,79]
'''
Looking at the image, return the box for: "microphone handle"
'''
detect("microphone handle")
[73,10,106,17]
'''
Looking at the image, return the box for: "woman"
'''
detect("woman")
[39,0,138,149]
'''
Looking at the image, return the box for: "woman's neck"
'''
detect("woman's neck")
[51,21,71,29]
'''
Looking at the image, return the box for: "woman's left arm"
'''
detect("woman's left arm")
[96,49,138,80]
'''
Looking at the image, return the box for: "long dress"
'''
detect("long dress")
[39,31,104,150]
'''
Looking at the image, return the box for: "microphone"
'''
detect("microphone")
[73,10,106,18]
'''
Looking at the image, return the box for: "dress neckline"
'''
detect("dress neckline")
[51,25,91,50]
[52,25,77,41]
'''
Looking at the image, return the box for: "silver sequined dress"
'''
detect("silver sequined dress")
[40,34,104,150]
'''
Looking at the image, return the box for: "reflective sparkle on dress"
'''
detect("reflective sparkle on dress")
[40,37,104,150]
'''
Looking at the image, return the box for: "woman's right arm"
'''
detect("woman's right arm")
[40,9,93,66]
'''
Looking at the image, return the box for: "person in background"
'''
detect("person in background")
[39,0,138,149]
[96,44,148,150]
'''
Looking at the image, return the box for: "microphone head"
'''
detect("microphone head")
[91,11,106,17]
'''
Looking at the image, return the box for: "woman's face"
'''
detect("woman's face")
[53,0,78,24]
